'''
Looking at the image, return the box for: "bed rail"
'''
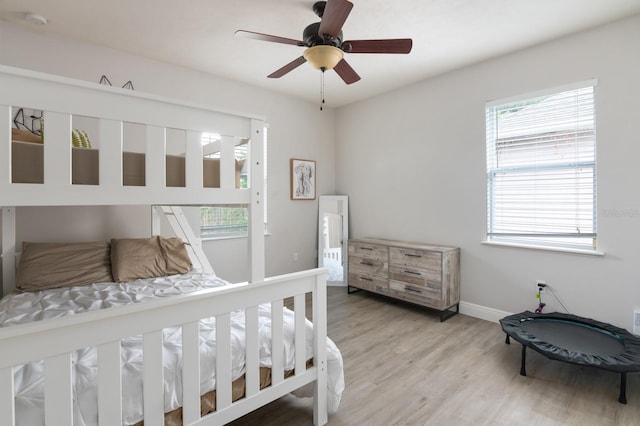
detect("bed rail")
[0,268,328,426]
[0,65,265,207]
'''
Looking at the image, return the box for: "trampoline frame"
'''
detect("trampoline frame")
[500,311,640,404]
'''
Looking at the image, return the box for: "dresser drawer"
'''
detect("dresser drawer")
[389,247,441,272]
[349,242,388,260]
[389,265,441,289]
[389,280,442,309]
[350,256,388,276]
[349,273,389,294]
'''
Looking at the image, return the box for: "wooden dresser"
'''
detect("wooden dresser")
[348,238,460,321]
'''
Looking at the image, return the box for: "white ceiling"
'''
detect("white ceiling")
[2,0,640,107]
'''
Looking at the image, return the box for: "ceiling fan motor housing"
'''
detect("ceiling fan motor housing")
[303,22,343,48]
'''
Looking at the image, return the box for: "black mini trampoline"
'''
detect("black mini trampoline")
[500,311,640,404]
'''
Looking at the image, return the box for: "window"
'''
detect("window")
[200,129,268,239]
[485,81,597,251]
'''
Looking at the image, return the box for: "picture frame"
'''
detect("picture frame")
[290,158,316,200]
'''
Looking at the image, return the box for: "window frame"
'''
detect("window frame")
[484,80,599,254]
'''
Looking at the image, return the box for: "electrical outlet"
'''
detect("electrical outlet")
[536,279,546,292]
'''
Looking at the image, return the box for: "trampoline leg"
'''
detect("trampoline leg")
[520,345,527,376]
[505,334,510,344]
[619,373,627,404]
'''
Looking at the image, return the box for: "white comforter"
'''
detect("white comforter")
[0,270,344,425]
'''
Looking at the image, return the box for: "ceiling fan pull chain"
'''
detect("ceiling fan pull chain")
[320,68,326,111]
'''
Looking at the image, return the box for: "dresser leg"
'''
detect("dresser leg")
[347,285,362,294]
[439,303,460,322]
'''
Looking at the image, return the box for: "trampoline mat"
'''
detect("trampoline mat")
[520,319,624,357]
[500,311,640,373]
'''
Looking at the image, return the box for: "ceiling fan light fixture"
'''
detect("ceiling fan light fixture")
[303,45,344,71]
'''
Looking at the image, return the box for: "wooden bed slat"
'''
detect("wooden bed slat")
[146,125,166,188]
[99,118,124,186]
[185,130,203,190]
[182,321,201,424]
[294,293,307,376]
[0,366,15,426]
[143,330,165,425]
[245,305,260,397]
[45,353,73,426]
[271,299,285,385]
[220,136,236,189]
[43,111,72,185]
[216,313,232,410]
[98,340,123,426]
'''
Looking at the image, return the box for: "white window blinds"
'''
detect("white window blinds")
[486,81,597,250]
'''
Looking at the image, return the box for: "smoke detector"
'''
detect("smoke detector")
[25,13,48,26]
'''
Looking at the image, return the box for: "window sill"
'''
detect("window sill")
[202,232,271,242]
[481,240,604,256]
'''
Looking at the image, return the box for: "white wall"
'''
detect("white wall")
[0,21,336,283]
[336,14,640,330]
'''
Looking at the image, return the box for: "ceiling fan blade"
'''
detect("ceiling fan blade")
[235,30,304,46]
[318,0,353,40]
[343,39,413,54]
[268,56,307,78]
[334,59,360,85]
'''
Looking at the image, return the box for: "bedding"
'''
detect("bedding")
[0,270,344,425]
[10,140,244,188]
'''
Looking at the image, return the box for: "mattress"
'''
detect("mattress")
[0,270,344,425]
[10,140,244,188]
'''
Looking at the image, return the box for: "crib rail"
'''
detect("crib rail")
[0,268,328,426]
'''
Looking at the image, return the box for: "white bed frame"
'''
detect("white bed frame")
[0,66,328,425]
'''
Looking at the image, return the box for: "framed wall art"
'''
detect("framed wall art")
[290,158,316,200]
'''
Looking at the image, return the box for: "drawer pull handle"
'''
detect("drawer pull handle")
[361,261,375,266]
[360,277,373,282]
[405,286,421,293]
[360,246,374,251]
[404,270,422,276]
[404,253,422,258]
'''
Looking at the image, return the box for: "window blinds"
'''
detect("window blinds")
[486,81,597,249]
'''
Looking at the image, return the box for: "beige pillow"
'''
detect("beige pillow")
[17,241,112,291]
[159,237,192,275]
[110,237,166,282]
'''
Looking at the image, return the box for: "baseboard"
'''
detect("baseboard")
[459,301,511,324]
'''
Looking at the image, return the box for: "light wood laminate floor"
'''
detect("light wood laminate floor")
[229,287,640,425]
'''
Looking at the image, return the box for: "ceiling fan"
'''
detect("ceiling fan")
[235,0,413,85]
